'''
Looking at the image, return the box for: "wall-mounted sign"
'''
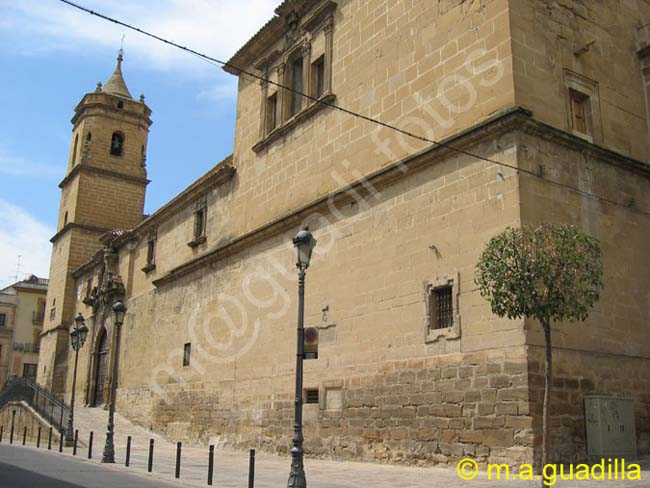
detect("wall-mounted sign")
[303,327,319,360]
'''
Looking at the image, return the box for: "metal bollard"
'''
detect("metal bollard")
[37,426,41,448]
[147,438,154,473]
[88,431,93,459]
[59,431,63,453]
[48,427,52,450]
[125,436,131,467]
[9,411,15,444]
[73,429,78,455]
[248,448,255,488]
[22,426,27,446]
[175,442,182,479]
[207,445,214,486]
[0,425,3,443]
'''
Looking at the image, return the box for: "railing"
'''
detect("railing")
[12,342,40,353]
[0,376,69,433]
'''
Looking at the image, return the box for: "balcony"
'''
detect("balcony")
[12,343,40,354]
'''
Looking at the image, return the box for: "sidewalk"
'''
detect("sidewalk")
[8,405,644,488]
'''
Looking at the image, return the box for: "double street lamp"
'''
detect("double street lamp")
[102,300,127,463]
[287,225,317,488]
[66,313,89,442]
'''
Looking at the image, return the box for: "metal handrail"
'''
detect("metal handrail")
[0,376,70,433]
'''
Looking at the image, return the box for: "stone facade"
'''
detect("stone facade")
[40,0,650,468]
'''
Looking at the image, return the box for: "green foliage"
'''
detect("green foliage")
[475,224,603,325]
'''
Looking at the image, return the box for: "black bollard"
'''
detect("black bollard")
[22,426,27,446]
[248,448,255,488]
[0,425,3,443]
[9,411,15,444]
[175,442,182,479]
[37,426,41,448]
[207,445,214,486]
[125,436,131,467]
[59,431,63,453]
[48,427,52,450]
[147,438,154,473]
[73,430,78,455]
[88,431,93,459]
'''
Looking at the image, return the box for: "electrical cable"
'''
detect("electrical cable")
[56,0,650,217]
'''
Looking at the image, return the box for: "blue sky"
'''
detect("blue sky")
[0,0,279,286]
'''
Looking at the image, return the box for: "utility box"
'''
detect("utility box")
[584,396,637,458]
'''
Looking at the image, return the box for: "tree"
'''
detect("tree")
[475,224,603,482]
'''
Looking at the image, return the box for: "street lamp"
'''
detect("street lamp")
[287,225,316,488]
[102,300,126,463]
[66,313,89,443]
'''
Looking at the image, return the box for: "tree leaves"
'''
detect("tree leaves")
[475,224,603,325]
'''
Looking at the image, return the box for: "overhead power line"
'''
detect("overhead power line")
[57,0,650,217]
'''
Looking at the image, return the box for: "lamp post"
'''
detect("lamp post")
[65,313,89,443]
[102,300,126,463]
[287,225,316,488]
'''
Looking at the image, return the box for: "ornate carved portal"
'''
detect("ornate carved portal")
[92,327,110,406]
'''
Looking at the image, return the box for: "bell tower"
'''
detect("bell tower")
[38,51,152,393]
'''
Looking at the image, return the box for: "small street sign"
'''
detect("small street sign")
[303,327,319,360]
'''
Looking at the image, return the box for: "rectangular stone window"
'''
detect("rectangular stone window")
[188,197,207,248]
[183,343,191,367]
[0,314,5,327]
[304,388,319,404]
[431,285,453,330]
[266,92,278,133]
[564,70,601,142]
[424,273,461,344]
[290,56,304,117]
[569,89,589,135]
[311,55,325,99]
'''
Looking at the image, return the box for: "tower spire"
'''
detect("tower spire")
[102,49,133,99]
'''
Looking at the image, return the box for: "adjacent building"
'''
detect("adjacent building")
[38,0,650,467]
[0,275,48,384]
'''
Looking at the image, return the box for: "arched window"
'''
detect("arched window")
[110,132,124,157]
[63,211,68,226]
[86,132,92,142]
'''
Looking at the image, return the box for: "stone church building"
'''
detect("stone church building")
[38,0,650,466]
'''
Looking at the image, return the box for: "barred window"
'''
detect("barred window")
[305,388,319,404]
[430,285,453,330]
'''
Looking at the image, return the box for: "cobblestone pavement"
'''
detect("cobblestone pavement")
[7,405,644,488]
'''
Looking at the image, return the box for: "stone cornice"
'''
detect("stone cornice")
[59,164,150,189]
[50,222,112,244]
[114,160,236,247]
[153,106,650,288]
[223,0,336,76]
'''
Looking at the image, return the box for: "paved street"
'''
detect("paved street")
[1,439,649,488]
[0,444,182,488]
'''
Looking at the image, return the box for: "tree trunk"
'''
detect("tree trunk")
[541,319,552,487]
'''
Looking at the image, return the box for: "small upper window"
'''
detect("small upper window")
[183,343,191,367]
[194,207,206,240]
[117,101,124,109]
[569,89,590,135]
[63,211,68,227]
[266,92,278,133]
[86,132,92,142]
[290,56,304,117]
[311,55,325,99]
[110,132,124,157]
[0,313,5,327]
